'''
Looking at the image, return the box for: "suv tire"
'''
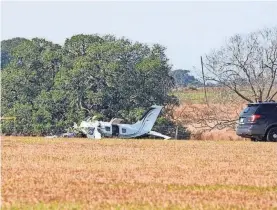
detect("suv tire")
[266,126,277,142]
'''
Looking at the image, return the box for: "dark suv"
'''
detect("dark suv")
[236,102,277,142]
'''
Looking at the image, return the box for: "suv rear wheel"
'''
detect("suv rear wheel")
[266,127,277,142]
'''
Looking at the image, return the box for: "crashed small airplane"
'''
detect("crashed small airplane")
[64,105,171,139]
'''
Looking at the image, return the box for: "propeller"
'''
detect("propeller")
[93,121,102,139]
[94,127,102,139]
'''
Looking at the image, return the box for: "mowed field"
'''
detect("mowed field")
[2,137,277,210]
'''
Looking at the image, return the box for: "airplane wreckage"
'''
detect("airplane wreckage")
[49,105,171,140]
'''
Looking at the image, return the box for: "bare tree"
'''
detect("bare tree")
[204,27,277,103]
[167,27,277,139]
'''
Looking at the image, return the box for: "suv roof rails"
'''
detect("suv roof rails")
[249,100,277,105]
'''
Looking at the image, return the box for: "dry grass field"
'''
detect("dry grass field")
[2,136,277,209]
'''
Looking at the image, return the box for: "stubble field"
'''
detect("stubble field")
[2,136,277,209]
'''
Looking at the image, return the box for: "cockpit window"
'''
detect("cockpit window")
[87,127,95,135]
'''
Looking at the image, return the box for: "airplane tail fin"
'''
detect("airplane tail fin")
[133,105,163,133]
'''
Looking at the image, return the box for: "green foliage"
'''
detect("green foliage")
[1,34,187,137]
[1,37,27,69]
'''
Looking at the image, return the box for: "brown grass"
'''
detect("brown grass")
[2,136,277,209]
[190,129,244,141]
[172,103,246,140]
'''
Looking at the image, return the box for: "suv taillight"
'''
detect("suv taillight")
[248,114,261,123]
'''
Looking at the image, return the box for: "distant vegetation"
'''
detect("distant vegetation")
[169,69,201,88]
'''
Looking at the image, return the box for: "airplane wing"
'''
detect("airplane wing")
[148,131,171,140]
[110,118,124,124]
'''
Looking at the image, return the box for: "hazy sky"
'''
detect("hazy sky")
[2,1,277,73]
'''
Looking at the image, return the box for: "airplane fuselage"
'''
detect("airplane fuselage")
[73,105,171,139]
[80,121,150,138]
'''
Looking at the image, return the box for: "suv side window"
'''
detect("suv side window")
[257,104,277,114]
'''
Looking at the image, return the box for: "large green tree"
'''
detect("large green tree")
[1,34,184,137]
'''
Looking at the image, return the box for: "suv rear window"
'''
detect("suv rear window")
[242,104,259,115]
